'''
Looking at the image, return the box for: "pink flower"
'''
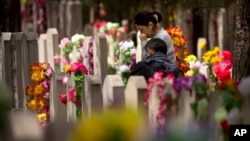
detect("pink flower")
[69,88,82,105]
[61,58,69,66]
[58,93,67,105]
[59,38,71,49]
[54,54,61,64]
[62,75,68,85]
[43,92,50,99]
[70,62,88,74]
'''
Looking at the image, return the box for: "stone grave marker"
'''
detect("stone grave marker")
[102,75,125,109]
[46,28,59,71]
[83,32,108,115]
[49,72,67,124]
[38,34,48,62]
[66,0,83,38]
[59,0,67,38]
[10,33,28,109]
[124,76,147,112]
[66,76,77,123]
[217,8,227,52]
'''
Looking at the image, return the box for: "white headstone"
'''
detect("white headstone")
[102,75,125,109]
[46,28,59,70]
[38,34,47,62]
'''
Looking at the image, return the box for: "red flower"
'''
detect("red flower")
[220,119,230,135]
[217,70,231,81]
[58,93,67,105]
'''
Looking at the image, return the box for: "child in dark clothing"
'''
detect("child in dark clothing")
[130,38,179,81]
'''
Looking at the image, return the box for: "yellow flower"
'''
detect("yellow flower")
[184,54,197,63]
[37,112,47,123]
[185,70,194,76]
[31,70,45,83]
[64,64,71,73]
[210,55,221,65]
[213,46,220,53]
[199,41,206,49]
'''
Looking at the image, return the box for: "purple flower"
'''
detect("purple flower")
[193,73,207,84]
[173,77,193,93]
[79,41,84,47]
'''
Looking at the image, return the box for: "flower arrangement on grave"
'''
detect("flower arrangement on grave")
[115,40,136,85]
[54,34,85,72]
[59,61,88,118]
[87,37,94,75]
[55,34,89,118]
[68,109,147,141]
[25,62,54,127]
[144,72,177,134]
[166,27,190,74]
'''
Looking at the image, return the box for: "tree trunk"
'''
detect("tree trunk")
[232,0,250,81]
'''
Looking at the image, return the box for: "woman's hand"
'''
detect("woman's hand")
[139,33,147,41]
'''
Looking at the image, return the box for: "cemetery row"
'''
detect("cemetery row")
[0,28,250,141]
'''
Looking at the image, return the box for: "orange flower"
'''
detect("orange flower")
[37,98,46,110]
[27,99,38,110]
[33,83,45,96]
[179,60,190,73]
[30,63,42,73]
[31,70,45,83]
[167,27,186,48]
[175,47,190,61]
[25,85,33,96]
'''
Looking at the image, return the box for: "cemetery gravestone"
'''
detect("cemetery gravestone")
[11,33,27,109]
[49,73,67,124]
[1,33,13,106]
[197,38,207,61]
[102,75,125,109]
[38,34,48,63]
[125,76,147,112]
[46,28,59,72]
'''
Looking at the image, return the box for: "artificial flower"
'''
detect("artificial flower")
[71,34,85,43]
[220,119,230,135]
[62,75,69,85]
[64,64,71,73]
[69,88,81,105]
[119,40,134,51]
[184,54,197,63]
[179,60,190,73]
[33,83,45,96]
[59,93,67,105]
[117,64,130,74]
[37,112,47,123]
[43,92,50,99]
[54,54,61,64]
[70,62,88,74]
[27,99,38,110]
[199,41,206,49]
[59,38,71,49]
[185,70,194,76]
[25,85,33,96]
[31,69,45,83]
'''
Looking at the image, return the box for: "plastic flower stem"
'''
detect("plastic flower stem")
[73,72,84,119]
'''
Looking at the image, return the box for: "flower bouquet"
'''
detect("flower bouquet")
[59,61,88,118]
[166,27,190,74]
[25,62,54,127]
[115,40,136,85]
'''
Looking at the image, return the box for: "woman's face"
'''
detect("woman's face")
[135,22,154,37]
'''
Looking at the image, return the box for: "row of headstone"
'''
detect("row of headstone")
[0,32,39,109]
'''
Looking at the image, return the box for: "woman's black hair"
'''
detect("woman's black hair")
[134,11,163,26]
[144,38,168,54]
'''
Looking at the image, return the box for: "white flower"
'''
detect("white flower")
[227,108,241,124]
[238,76,250,98]
[130,48,136,55]
[69,53,73,61]
[119,41,134,51]
[71,34,85,43]
[117,64,130,75]
[189,61,201,69]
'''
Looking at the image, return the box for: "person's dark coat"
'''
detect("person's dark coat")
[130,52,180,81]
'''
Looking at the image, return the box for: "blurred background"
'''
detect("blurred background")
[0,0,236,55]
